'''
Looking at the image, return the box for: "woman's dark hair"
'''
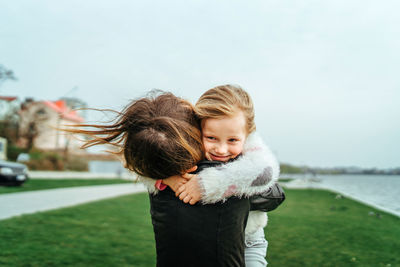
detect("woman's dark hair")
[66,91,203,180]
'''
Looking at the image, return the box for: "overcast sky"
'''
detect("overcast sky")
[1,0,399,169]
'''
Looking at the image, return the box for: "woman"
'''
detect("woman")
[68,91,278,266]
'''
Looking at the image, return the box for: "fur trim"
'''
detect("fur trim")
[245,211,268,235]
[197,132,280,204]
[137,175,158,194]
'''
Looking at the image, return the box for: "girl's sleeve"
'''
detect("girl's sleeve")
[137,175,159,194]
[196,132,280,204]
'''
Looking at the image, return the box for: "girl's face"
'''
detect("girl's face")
[201,111,247,162]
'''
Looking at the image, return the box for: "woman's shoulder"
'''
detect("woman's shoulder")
[194,160,224,173]
[195,157,241,173]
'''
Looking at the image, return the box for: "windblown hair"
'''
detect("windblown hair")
[66,91,203,180]
[195,84,256,134]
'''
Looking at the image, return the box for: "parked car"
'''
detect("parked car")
[0,160,29,186]
[16,153,30,162]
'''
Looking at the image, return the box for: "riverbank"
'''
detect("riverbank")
[281,174,400,218]
[267,188,399,266]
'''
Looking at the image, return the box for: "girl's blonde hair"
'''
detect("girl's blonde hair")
[65,91,203,180]
[195,84,256,134]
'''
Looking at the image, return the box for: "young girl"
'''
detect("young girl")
[163,85,279,266]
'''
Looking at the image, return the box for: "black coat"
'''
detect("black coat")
[149,161,250,267]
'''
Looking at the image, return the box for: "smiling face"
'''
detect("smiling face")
[201,111,247,162]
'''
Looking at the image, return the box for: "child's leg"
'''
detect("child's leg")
[245,228,268,267]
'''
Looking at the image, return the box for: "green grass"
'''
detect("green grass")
[0,189,399,266]
[0,193,155,267]
[266,189,400,266]
[0,178,133,195]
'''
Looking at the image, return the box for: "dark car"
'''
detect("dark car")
[0,160,29,186]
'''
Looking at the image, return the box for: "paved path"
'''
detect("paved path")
[0,183,147,221]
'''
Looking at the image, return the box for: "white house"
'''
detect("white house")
[18,99,86,153]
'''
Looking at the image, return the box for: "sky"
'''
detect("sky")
[1,0,399,169]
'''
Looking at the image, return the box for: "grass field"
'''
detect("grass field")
[0,178,133,195]
[266,190,399,266]
[0,189,399,266]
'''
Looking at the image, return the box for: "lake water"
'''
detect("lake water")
[283,174,400,217]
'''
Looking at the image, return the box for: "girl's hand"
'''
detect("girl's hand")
[177,175,202,205]
[162,175,188,193]
[163,166,198,193]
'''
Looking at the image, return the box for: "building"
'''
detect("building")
[18,99,86,153]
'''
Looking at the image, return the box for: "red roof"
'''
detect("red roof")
[43,100,84,123]
[0,96,18,102]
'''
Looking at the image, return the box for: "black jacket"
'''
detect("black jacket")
[149,161,250,267]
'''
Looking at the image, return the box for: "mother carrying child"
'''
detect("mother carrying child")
[69,85,280,267]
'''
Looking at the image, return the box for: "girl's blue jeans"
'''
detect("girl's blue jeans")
[245,228,268,267]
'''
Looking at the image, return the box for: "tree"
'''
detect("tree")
[0,99,20,144]
[0,64,17,87]
[0,64,19,152]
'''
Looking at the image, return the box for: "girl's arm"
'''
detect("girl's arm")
[180,132,280,204]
